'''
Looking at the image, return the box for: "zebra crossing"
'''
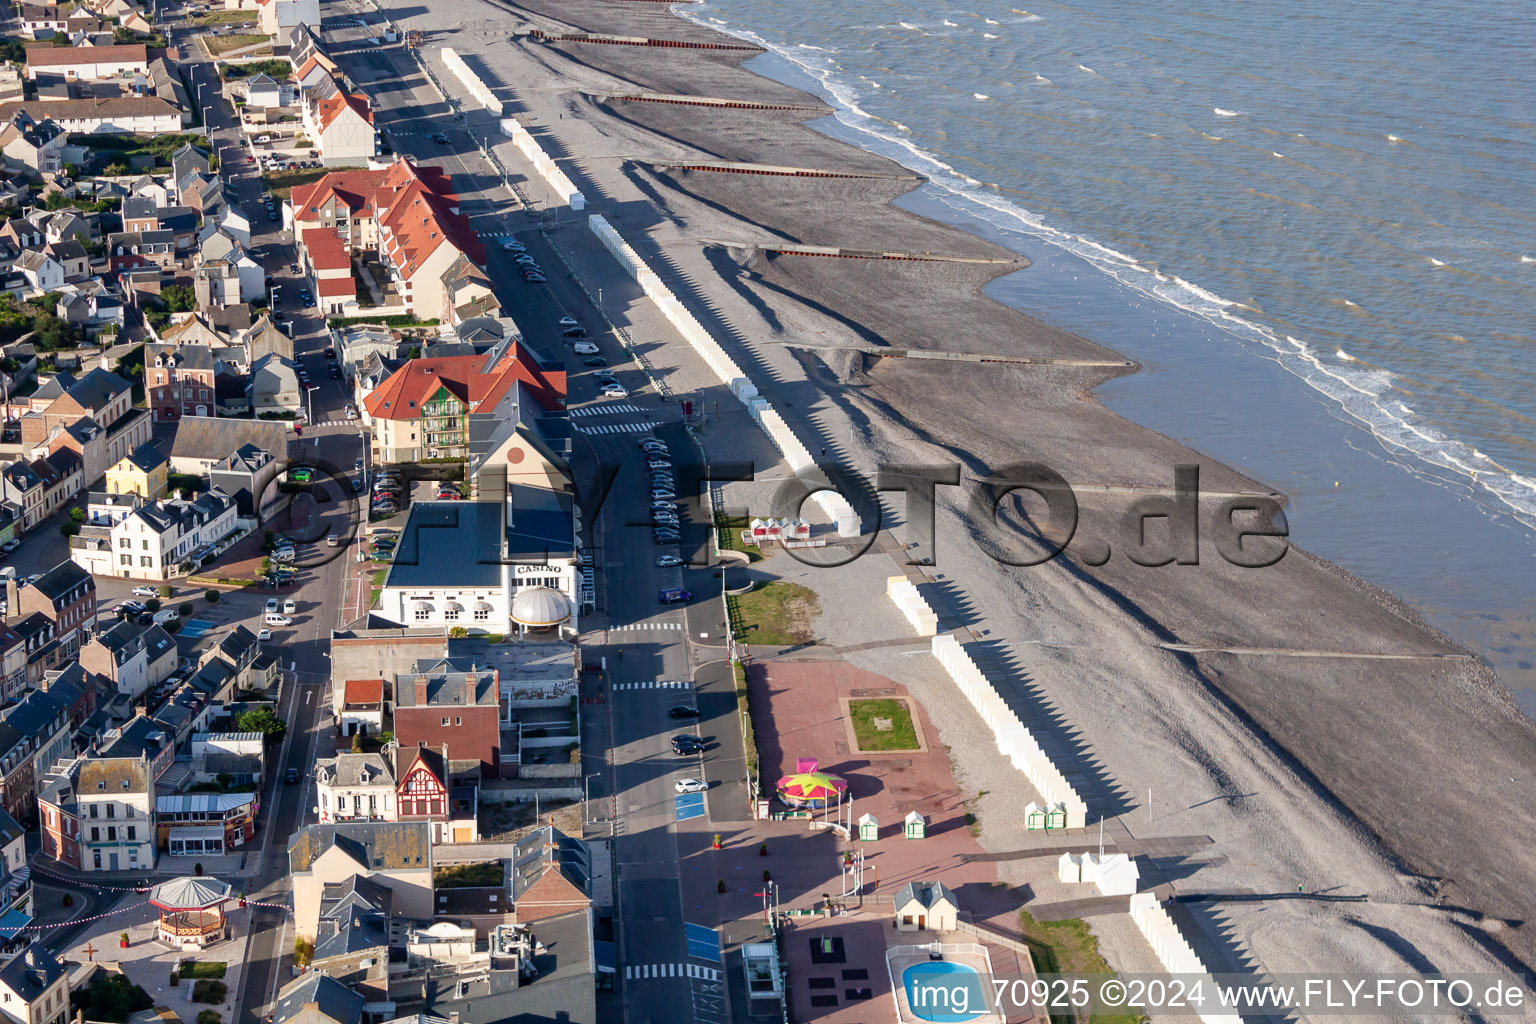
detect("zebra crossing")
[308,419,358,429]
[478,230,519,240]
[572,403,646,417]
[613,680,690,691]
[625,964,723,981]
[610,622,683,631]
[575,421,659,435]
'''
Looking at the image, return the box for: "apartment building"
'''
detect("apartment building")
[37,756,156,872]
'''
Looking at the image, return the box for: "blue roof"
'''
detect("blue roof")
[0,909,31,940]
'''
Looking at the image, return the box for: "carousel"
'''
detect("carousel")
[149,877,235,949]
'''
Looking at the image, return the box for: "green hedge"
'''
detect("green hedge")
[326,314,439,329]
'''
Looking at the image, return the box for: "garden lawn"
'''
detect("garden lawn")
[731,581,819,646]
[848,698,920,751]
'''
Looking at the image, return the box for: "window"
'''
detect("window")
[119,554,132,566]
[106,827,116,841]
[127,826,135,840]
[441,717,449,726]
[473,606,490,621]
[88,804,98,817]
[90,827,98,842]
[92,850,100,869]
[455,717,462,726]
[141,556,151,567]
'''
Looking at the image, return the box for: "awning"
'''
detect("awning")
[0,909,31,940]
[410,600,434,612]
[474,601,494,612]
[169,826,226,840]
[594,939,616,975]
[443,601,465,613]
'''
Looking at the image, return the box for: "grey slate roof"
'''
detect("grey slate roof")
[383,501,503,590]
[0,944,67,1003]
[394,660,497,709]
[168,416,290,464]
[288,821,432,874]
[27,560,92,605]
[271,972,365,1024]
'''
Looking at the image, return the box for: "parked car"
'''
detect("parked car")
[131,585,158,597]
[674,778,707,794]
[257,628,273,641]
[602,385,629,399]
[669,704,700,718]
[501,240,526,252]
[656,555,683,567]
[153,608,180,625]
[283,599,297,614]
[525,273,547,283]
[264,612,292,626]
[658,588,690,604]
[265,598,279,613]
[285,767,299,783]
[0,540,19,554]
[431,132,449,144]
[583,357,607,367]
[672,734,705,752]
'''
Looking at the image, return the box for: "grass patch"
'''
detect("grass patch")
[179,962,227,980]
[327,313,440,330]
[848,698,919,751]
[263,165,328,201]
[190,9,257,24]
[368,568,387,609]
[731,580,819,646]
[221,59,292,80]
[733,661,758,797]
[1017,909,1143,1024]
[433,861,505,889]
[714,513,762,561]
[205,33,269,55]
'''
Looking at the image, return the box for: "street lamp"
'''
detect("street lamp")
[584,772,600,824]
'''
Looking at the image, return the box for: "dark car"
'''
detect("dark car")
[672,737,705,755]
[562,327,586,338]
[668,704,700,719]
[285,767,299,784]
[659,588,690,604]
[583,357,607,367]
[431,132,450,144]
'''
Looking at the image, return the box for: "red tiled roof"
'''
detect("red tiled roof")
[376,180,485,281]
[303,226,349,270]
[344,679,383,706]
[314,91,372,134]
[316,277,355,298]
[362,346,565,422]
[290,158,457,228]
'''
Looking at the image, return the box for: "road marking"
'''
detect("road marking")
[574,421,661,435]
[674,792,706,821]
[685,922,722,963]
[625,963,722,980]
[304,691,312,704]
[571,403,645,417]
[610,622,683,631]
[613,681,691,690]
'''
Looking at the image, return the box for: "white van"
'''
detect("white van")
[264,612,292,626]
[572,341,599,355]
[153,608,180,625]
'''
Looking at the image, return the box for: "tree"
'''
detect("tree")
[293,936,314,968]
[350,732,363,753]
[162,284,196,313]
[105,162,128,177]
[236,706,287,744]
[69,507,85,523]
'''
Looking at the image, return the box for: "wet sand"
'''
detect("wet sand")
[388,0,1536,978]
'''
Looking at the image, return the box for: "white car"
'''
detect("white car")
[131,585,159,597]
[266,598,279,613]
[674,778,707,794]
[602,385,629,399]
[656,555,682,567]
[257,628,272,641]
[501,240,525,252]
[558,316,579,327]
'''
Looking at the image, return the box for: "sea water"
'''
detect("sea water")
[676,0,1536,711]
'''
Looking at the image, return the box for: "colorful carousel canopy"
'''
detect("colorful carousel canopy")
[776,770,847,802]
[149,876,233,912]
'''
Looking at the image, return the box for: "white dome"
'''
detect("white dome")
[511,586,571,627]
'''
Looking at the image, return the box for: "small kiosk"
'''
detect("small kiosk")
[903,810,926,840]
[857,813,879,842]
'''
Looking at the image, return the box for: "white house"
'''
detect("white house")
[313,752,395,824]
[256,0,318,38]
[376,494,579,635]
[71,488,239,581]
[23,43,149,81]
[248,353,302,415]
[244,73,284,109]
[302,87,374,166]
[14,249,63,295]
[0,98,183,135]
[38,755,157,872]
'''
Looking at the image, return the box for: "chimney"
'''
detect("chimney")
[414,673,428,706]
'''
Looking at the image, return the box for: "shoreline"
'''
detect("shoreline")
[385,0,1536,979]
